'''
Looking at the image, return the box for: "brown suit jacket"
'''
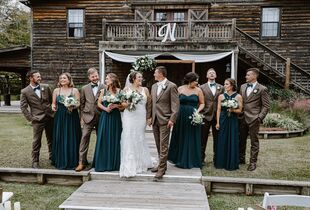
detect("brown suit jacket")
[80,83,104,124]
[151,80,179,125]
[240,83,270,124]
[200,83,224,121]
[20,84,54,122]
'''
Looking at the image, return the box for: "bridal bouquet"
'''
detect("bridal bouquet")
[59,95,79,112]
[131,55,156,72]
[124,90,144,111]
[189,109,205,126]
[221,98,238,116]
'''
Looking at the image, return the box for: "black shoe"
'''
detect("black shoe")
[247,163,256,171]
[32,162,40,169]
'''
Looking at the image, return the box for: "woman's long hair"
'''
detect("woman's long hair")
[183,72,199,85]
[107,73,121,93]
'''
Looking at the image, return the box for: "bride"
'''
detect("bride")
[119,71,154,177]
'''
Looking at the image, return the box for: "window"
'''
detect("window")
[261,7,280,38]
[155,10,187,22]
[67,9,84,38]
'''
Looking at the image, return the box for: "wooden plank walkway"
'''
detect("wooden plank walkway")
[59,132,209,209]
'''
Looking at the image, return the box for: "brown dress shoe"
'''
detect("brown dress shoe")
[32,162,40,169]
[150,167,158,173]
[75,164,86,172]
[247,163,256,171]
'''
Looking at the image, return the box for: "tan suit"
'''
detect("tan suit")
[79,83,104,164]
[20,84,54,163]
[151,80,179,175]
[239,83,270,164]
[200,83,223,163]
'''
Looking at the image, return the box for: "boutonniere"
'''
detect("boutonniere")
[162,84,167,90]
[217,86,221,90]
[41,87,45,91]
[253,89,258,94]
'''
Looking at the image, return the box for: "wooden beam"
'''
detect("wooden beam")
[155,60,195,64]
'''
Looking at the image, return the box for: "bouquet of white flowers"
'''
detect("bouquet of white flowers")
[221,98,238,116]
[132,55,156,72]
[189,109,205,126]
[124,90,144,111]
[59,95,79,112]
[103,91,125,104]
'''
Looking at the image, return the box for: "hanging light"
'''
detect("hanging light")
[226,63,231,73]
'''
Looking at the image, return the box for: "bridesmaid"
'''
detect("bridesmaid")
[51,72,81,170]
[168,72,205,169]
[92,73,122,172]
[215,78,243,170]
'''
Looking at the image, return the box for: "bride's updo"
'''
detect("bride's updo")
[129,71,141,84]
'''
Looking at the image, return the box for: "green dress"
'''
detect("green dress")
[168,94,202,169]
[215,92,239,170]
[52,94,81,170]
[92,90,122,172]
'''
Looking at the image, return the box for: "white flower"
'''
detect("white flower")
[41,87,45,91]
[189,109,205,126]
[253,89,258,93]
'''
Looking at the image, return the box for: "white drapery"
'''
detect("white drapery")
[100,51,235,81]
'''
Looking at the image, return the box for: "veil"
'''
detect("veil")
[125,73,132,89]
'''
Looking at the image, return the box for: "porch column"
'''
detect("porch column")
[99,50,105,83]
[230,50,238,80]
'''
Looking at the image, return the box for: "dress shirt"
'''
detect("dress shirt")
[246,82,257,97]
[208,82,216,96]
[91,82,99,96]
[30,84,41,98]
[157,78,167,96]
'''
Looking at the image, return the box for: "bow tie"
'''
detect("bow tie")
[91,84,98,88]
[33,86,40,91]
[209,83,216,87]
[247,83,253,88]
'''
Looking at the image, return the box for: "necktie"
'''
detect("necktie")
[91,84,98,88]
[33,86,40,91]
[210,83,216,87]
[247,83,253,88]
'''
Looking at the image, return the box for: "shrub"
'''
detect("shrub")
[263,113,304,131]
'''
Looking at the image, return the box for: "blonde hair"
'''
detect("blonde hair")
[87,67,98,76]
[58,72,74,87]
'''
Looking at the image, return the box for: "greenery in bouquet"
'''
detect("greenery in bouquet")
[189,109,205,126]
[59,95,79,112]
[102,91,126,104]
[124,90,144,112]
[131,55,156,73]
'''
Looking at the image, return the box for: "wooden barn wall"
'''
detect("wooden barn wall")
[209,0,310,73]
[31,0,134,85]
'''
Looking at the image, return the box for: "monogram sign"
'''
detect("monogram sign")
[158,23,177,43]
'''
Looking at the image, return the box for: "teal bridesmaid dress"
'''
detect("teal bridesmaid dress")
[168,94,202,169]
[215,92,239,170]
[92,90,122,172]
[52,95,81,170]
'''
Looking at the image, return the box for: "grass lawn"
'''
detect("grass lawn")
[0,113,309,209]
[202,132,310,181]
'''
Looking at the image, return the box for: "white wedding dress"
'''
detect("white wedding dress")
[119,87,154,177]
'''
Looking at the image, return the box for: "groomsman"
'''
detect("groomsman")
[149,66,179,181]
[200,68,224,165]
[20,70,54,168]
[75,68,104,172]
[239,68,270,171]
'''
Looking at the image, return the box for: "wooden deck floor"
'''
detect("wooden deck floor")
[59,132,209,209]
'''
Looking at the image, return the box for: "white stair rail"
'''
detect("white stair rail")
[262,192,310,209]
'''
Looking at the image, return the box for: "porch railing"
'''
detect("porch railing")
[102,19,236,42]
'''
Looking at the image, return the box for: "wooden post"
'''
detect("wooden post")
[246,183,254,195]
[144,20,149,40]
[231,18,236,40]
[285,58,291,90]
[192,61,195,73]
[188,19,192,39]
[102,19,107,41]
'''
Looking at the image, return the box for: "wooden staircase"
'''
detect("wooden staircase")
[235,27,310,95]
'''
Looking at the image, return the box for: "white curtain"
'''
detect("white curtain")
[100,51,235,81]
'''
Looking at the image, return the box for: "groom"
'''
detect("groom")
[239,68,270,171]
[149,66,179,181]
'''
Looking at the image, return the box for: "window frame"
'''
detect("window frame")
[260,7,281,39]
[67,8,85,39]
[154,10,188,22]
